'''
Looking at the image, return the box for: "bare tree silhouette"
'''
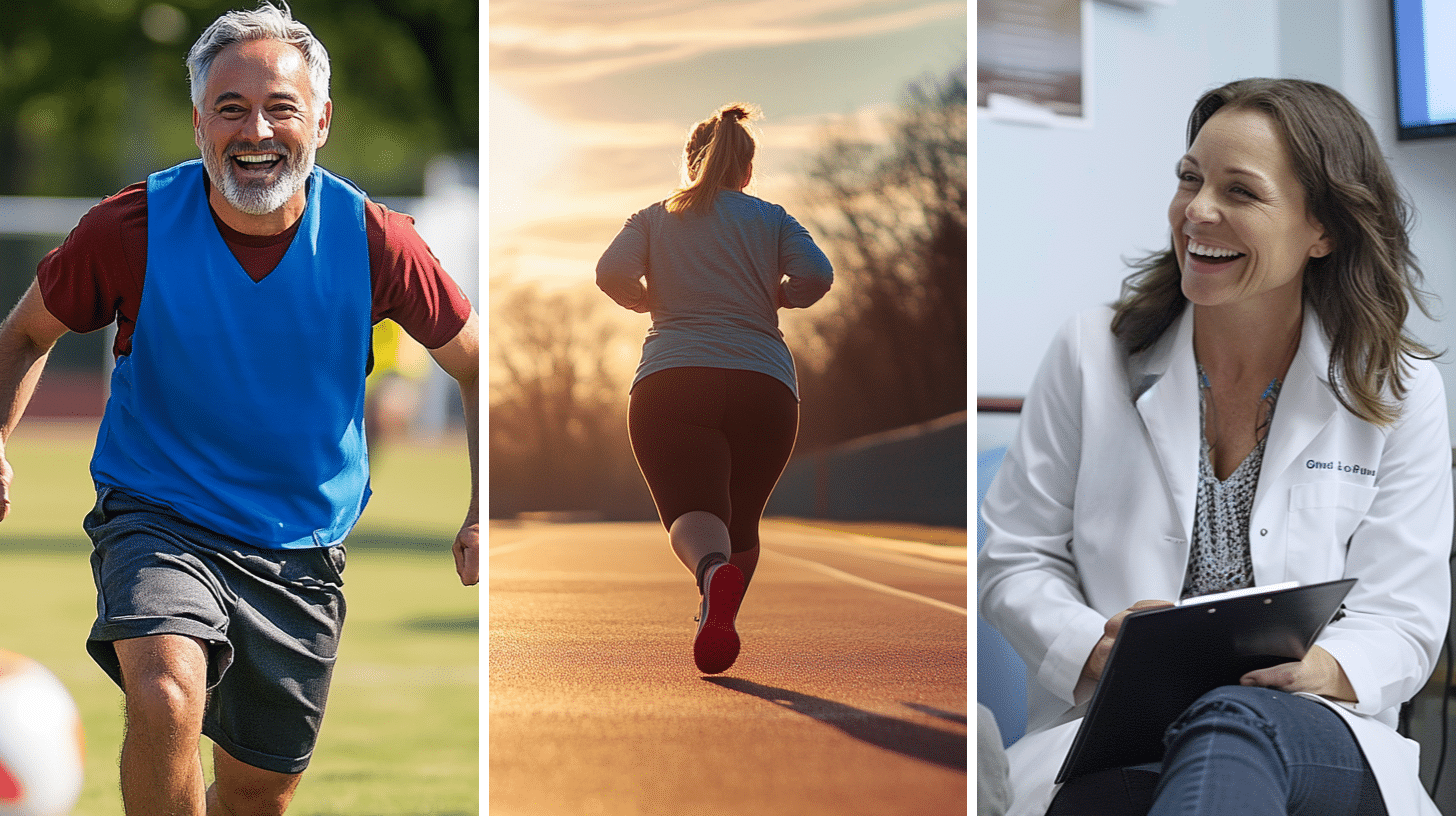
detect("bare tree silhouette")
[794,64,968,451]
[488,282,654,519]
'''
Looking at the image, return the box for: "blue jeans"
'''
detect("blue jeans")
[1048,686,1387,816]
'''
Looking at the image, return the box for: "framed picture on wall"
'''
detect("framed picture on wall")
[977,0,1091,127]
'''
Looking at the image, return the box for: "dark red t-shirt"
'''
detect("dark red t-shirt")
[37,180,473,359]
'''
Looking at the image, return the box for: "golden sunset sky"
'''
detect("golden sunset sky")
[488,0,968,290]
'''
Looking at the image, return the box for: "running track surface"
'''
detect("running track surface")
[489,519,968,815]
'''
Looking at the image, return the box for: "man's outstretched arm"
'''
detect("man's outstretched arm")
[0,281,71,521]
[428,309,480,586]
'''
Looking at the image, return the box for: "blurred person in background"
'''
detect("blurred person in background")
[365,319,433,456]
[0,3,478,814]
[597,102,833,675]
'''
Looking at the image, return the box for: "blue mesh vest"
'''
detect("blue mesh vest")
[91,160,373,549]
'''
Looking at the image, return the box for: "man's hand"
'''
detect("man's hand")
[0,281,73,521]
[452,520,479,586]
[426,311,479,588]
[0,448,12,521]
[1241,645,1357,701]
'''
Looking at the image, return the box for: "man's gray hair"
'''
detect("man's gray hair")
[187,2,331,109]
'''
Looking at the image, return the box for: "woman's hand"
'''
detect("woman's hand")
[1241,645,1357,702]
[597,277,650,312]
[1075,599,1175,703]
[1072,603,1359,704]
[622,284,651,313]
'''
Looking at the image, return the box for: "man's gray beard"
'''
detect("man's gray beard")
[204,146,316,216]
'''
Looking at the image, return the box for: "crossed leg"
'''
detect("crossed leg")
[114,635,303,816]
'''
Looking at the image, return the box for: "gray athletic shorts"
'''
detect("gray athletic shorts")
[84,486,347,774]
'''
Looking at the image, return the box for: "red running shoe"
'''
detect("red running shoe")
[694,561,746,674]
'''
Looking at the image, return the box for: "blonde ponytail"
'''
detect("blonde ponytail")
[665,103,759,215]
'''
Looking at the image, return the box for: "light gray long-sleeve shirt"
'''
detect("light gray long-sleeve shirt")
[596,190,833,397]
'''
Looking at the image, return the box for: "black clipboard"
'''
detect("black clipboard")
[1055,578,1356,783]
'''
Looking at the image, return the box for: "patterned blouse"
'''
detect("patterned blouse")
[1182,367,1283,600]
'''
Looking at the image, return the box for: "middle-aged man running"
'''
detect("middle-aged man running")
[0,4,478,815]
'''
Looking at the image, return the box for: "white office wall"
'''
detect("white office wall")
[1279,0,1456,427]
[977,1,1281,398]
[977,0,1456,431]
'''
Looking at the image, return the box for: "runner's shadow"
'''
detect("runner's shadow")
[902,701,968,725]
[703,677,967,773]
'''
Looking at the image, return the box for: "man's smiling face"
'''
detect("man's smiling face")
[193,37,330,223]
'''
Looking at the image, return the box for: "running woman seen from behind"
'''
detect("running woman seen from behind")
[596,103,833,674]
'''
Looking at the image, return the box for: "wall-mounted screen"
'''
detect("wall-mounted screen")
[1392,0,1456,140]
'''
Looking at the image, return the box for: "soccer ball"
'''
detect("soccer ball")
[0,651,83,816]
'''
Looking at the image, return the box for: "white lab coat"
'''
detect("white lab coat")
[978,305,1452,815]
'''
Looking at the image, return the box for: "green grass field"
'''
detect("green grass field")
[1,420,478,815]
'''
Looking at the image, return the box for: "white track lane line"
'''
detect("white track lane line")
[770,539,967,575]
[767,549,967,616]
[771,521,968,564]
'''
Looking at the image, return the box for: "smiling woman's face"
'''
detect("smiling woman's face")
[1169,107,1332,317]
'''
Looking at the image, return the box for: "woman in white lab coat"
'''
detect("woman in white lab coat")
[978,78,1452,815]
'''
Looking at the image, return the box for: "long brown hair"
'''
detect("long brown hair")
[1112,77,1437,425]
[664,103,758,215]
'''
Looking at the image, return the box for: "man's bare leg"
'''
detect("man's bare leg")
[206,744,303,816]
[114,635,210,816]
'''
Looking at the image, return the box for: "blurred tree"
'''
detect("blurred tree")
[793,63,968,451]
[488,281,655,520]
[0,0,476,198]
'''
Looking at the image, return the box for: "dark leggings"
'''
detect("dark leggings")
[628,367,798,553]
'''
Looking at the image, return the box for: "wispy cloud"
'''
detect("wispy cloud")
[491,0,965,86]
[487,0,964,287]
